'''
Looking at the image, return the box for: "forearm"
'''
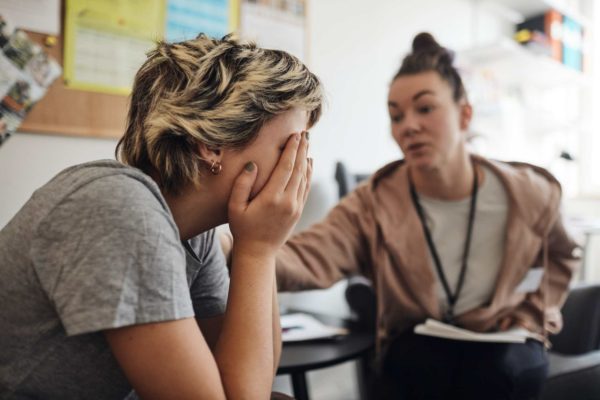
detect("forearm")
[277,200,371,292]
[214,250,276,399]
[272,278,282,375]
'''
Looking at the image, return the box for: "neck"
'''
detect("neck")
[410,154,477,200]
[162,185,226,241]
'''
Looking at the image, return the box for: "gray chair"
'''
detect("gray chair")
[336,160,600,400]
[540,284,600,400]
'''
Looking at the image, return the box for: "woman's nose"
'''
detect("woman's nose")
[401,112,420,138]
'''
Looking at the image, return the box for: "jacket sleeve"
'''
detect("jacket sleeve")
[514,207,581,335]
[541,210,581,333]
[276,187,374,292]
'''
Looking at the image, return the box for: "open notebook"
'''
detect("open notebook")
[281,313,349,342]
[414,319,536,343]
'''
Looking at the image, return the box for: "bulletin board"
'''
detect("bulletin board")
[16,0,298,140]
[17,1,130,139]
[18,29,129,139]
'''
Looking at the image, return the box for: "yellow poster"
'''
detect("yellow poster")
[64,0,165,95]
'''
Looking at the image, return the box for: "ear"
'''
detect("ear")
[197,142,223,163]
[459,102,473,131]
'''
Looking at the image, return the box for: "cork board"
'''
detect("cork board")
[17,6,128,139]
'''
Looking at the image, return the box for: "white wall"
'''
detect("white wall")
[0,133,117,226]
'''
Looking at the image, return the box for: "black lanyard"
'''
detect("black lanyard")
[409,168,479,325]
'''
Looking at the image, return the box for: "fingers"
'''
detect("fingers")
[264,133,301,194]
[285,131,309,193]
[298,157,312,205]
[302,157,313,205]
[228,162,258,214]
[498,317,512,331]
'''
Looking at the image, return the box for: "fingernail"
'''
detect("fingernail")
[244,162,254,172]
[295,133,301,141]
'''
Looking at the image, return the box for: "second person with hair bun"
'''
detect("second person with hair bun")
[273,32,579,399]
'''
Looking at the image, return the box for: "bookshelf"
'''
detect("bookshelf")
[459,0,593,197]
[491,0,591,27]
[457,38,589,89]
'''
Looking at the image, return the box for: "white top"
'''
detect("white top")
[419,165,509,316]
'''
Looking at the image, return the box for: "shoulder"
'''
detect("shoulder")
[480,157,561,198]
[46,160,166,211]
[350,159,406,196]
[36,160,176,238]
[334,159,407,223]
[476,156,563,231]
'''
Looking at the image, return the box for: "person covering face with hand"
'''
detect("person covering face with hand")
[0,33,322,400]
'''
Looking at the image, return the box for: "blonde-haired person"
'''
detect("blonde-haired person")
[274,32,580,399]
[0,34,322,399]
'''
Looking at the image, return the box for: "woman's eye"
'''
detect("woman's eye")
[390,114,403,123]
[418,105,433,114]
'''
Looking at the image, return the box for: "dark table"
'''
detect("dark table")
[277,311,375,400]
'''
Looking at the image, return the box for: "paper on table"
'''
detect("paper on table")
[281,313,348,342]
[415,319,534,343]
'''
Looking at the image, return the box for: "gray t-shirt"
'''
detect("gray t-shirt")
[0,160,229,400]
[419,165,509,316]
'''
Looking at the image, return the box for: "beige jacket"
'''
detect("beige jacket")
[277,155,580,352]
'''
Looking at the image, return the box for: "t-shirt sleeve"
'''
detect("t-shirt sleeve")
[30,175,194,336]
[188,229,230,319]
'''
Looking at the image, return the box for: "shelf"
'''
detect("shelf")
[457,38,589,89]
[488,0,591,28]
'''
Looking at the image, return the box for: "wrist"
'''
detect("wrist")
[231,245,277,267]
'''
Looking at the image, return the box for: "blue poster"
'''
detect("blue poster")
[166,0,230,42]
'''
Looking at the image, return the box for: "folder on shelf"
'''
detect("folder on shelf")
[545,9,563,62]
[562,16,583,71]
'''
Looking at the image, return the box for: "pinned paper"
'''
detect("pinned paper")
[0,15,62,145]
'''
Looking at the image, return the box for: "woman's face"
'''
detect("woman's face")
[387,71,471,172]
[219,107,310,199]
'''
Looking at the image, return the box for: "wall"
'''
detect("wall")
[0,133,117,226]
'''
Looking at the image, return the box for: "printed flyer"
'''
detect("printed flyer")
[0,15,62,145]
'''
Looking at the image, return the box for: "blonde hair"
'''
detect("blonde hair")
[116,34,323,194]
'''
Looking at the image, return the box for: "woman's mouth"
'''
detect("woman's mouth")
[407,143,427,152]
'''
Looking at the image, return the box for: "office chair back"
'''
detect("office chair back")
[550,284,600,355]
[334,161,370,198]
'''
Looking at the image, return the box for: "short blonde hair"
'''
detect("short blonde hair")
[116,34,323,194]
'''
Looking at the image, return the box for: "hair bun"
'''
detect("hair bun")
[412,32,455,64]
[412,32,440,53]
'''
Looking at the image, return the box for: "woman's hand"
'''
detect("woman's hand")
[227,131,311,259]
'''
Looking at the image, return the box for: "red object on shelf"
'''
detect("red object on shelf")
[545,9,563,62]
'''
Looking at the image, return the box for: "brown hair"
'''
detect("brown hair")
[116,34,323,194]
[394,32,467,102]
